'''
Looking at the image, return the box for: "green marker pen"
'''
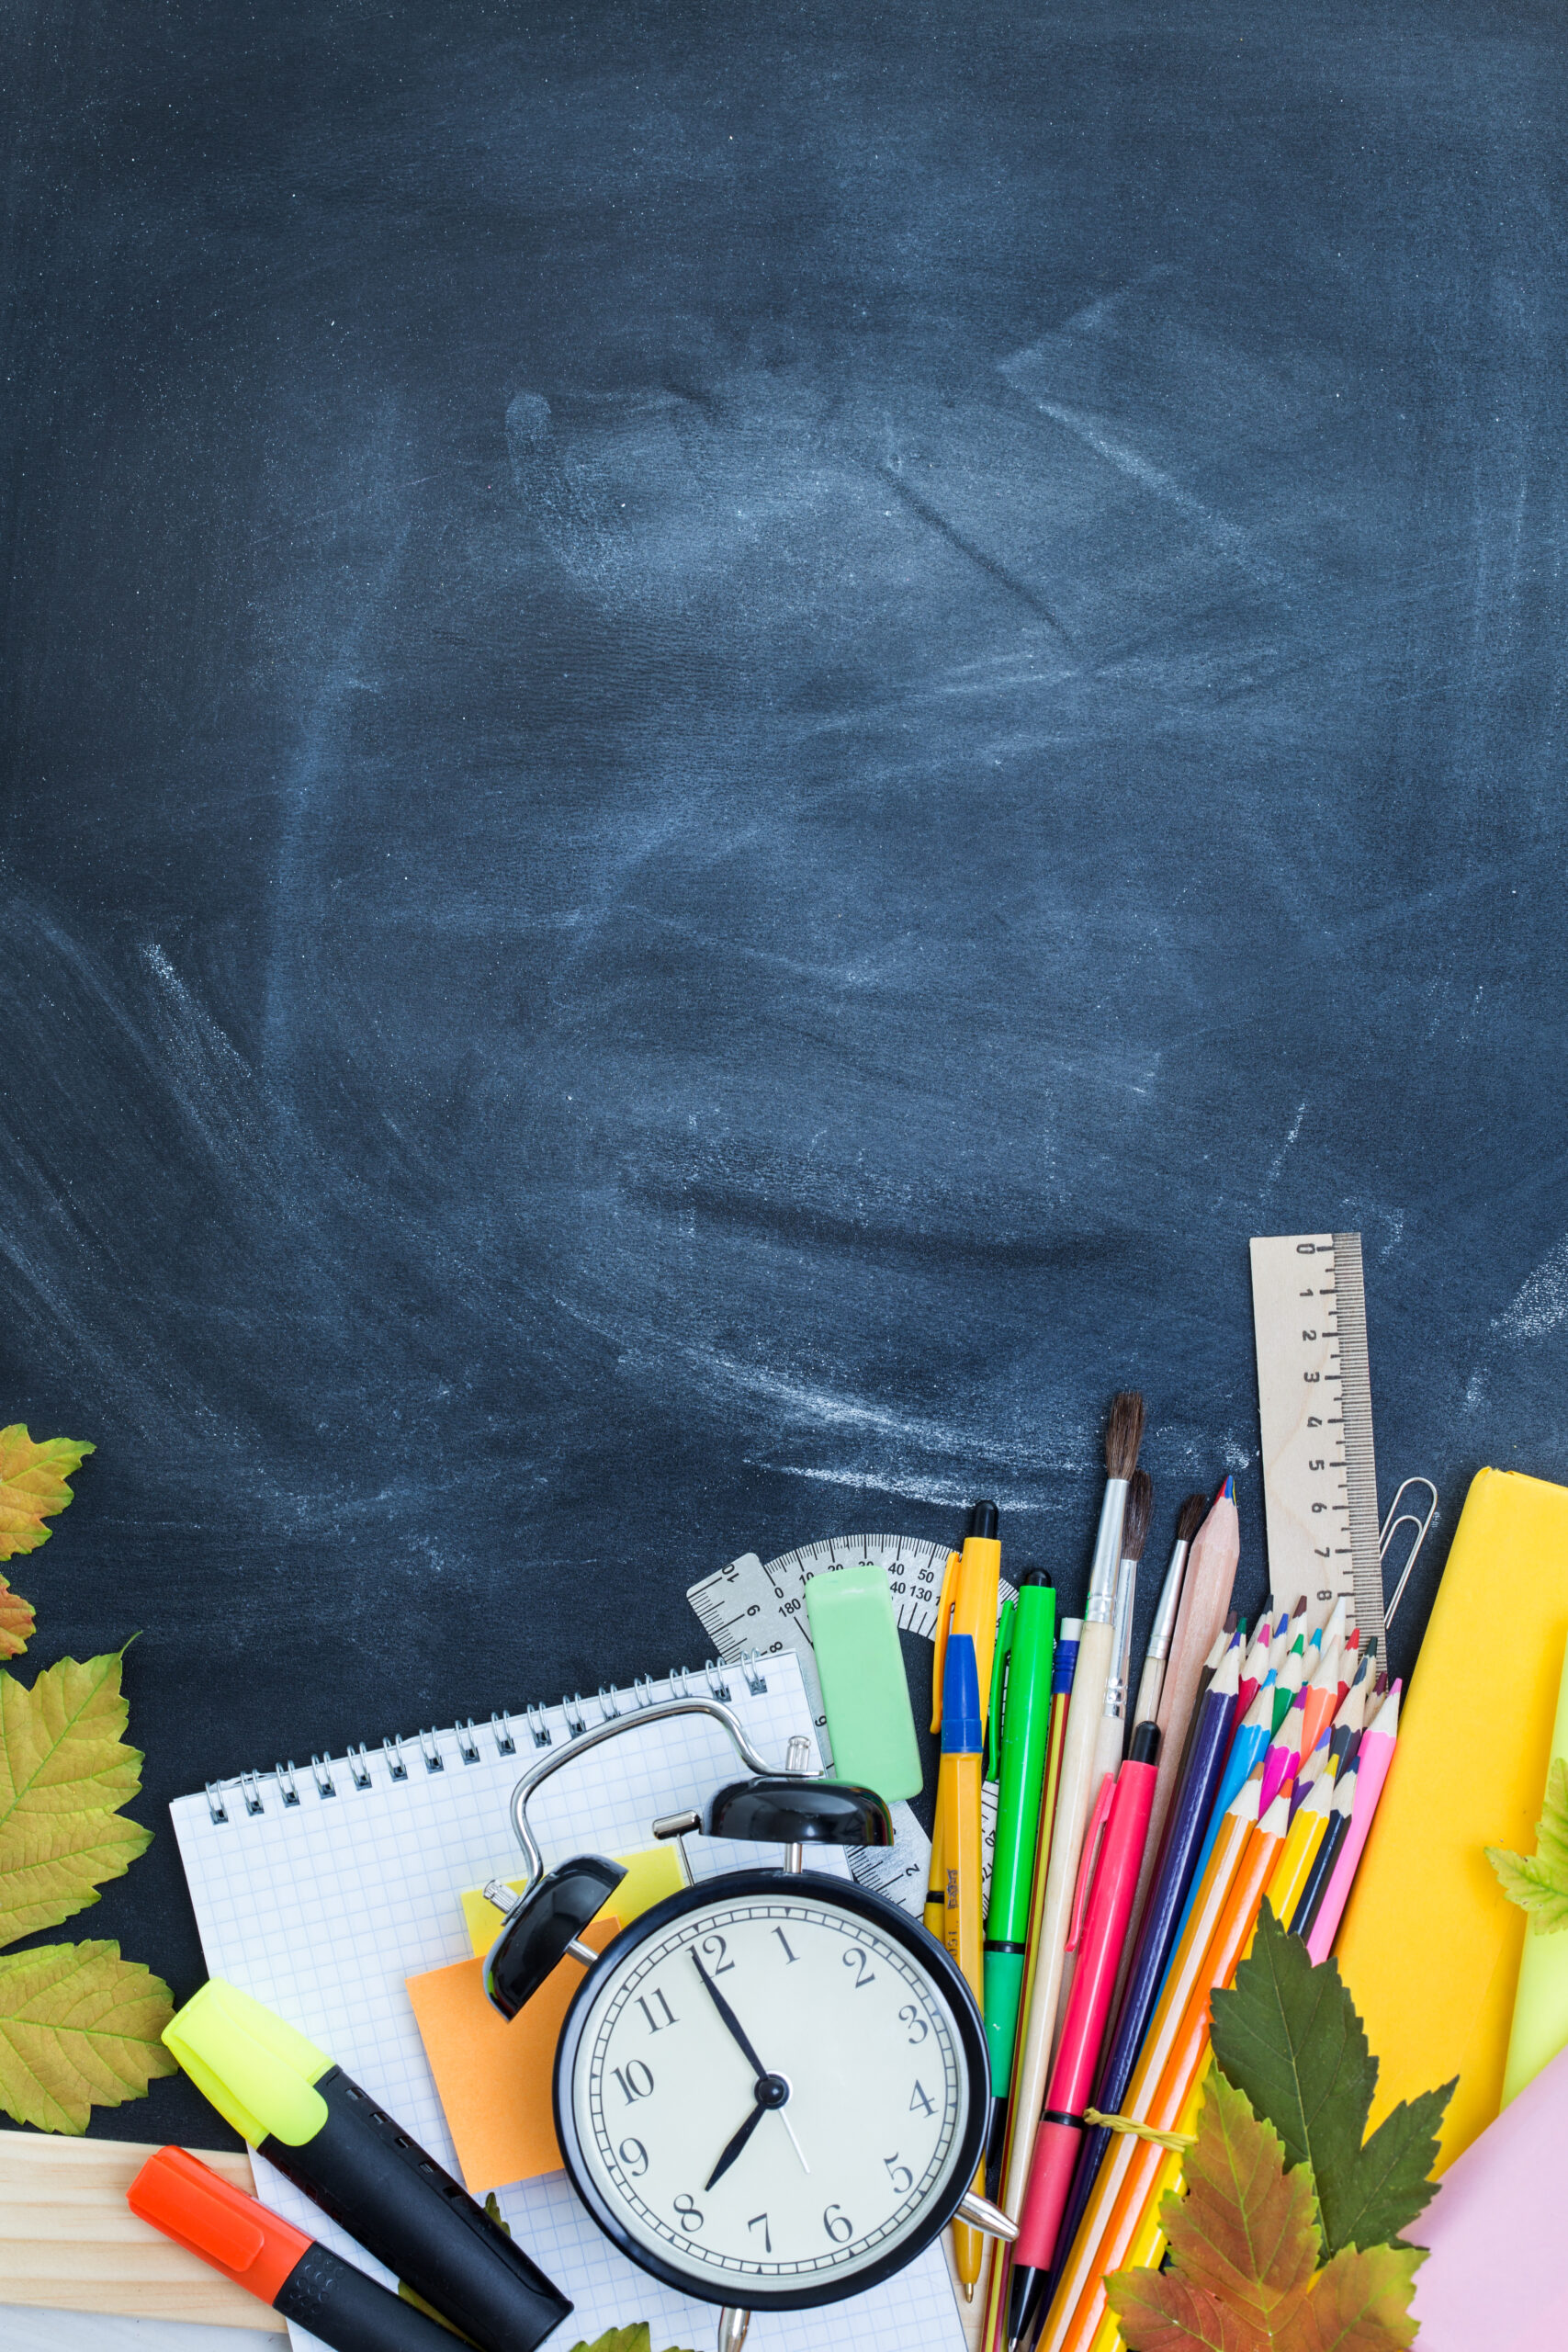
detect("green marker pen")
[981,1567,1056,2170]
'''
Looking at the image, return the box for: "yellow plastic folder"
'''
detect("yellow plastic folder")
[1336,1466,1568,2171]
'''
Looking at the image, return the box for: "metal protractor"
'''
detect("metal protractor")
[688,1534,1009,1917]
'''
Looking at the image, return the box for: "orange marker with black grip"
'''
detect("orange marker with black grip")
[129,2144,469,2352]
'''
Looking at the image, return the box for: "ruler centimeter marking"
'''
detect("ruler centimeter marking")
[688,1534,1007,1917]
[1250,1231,1384,1644]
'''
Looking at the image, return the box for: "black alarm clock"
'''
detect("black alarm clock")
[479,1691,1012,2350]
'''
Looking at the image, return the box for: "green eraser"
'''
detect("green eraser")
[804,1560,923,1803]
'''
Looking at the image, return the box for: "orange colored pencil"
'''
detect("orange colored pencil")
[1039,1793,1285,2352]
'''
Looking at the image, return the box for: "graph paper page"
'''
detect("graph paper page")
[170,1656,966,2352]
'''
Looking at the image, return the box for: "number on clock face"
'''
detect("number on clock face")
[569,1890,968,2292]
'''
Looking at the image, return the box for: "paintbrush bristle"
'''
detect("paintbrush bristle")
[1121,1467,1153,1562]
[1176,1491,1208,1544]
[1104,1390,1145,1481]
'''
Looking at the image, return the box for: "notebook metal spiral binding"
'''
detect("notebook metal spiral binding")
[195,1663,780,1820]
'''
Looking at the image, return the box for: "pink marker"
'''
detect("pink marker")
[1308,1680,1403,1962]
[1010,1728,1160,2286]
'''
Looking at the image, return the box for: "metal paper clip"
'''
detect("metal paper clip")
[1382,1478,1438,1627]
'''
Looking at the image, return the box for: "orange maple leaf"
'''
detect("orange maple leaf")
[0,1575,35,1660]
[1109,2072,1422,2352]
[0,1428,95,1560]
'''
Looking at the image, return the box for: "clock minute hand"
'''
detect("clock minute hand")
[705,2098,768,2191]
[691,1949,772,2080]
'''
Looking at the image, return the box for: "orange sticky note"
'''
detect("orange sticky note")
[407,1914,619,2192]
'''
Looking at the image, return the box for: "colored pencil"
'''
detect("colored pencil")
[1235,1604,1274,1723]
[1299,1634,1341,1764]
[1306,1681,1401,1962]
[1121,1476,1239,2021]
[1132,1493,1208,1730]
[1265,1769,1332,1925]
[1048,1639,1241,2302]
[1291,1760,1358,1939]
[1258,1686,1305,1819]
[1036,1787,1286,2352]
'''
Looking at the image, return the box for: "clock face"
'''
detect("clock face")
[555,1870,987,2310]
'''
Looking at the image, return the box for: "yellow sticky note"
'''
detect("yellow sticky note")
[1335,1466,1568,2171]
[459,1843,686,1959]
[407,1915,619,2191]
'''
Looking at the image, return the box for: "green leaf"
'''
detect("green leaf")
[1210,1904,1451,2257]
[0,1428,94,1560]
[0,1651,153,1948]
[1487,1758,1568,1931]
[0,1939,175,2131]
[565,2332,695,2352]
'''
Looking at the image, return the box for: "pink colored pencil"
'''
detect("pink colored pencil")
[1259,1685,1305,1817]
[1311,1680,1403,1962]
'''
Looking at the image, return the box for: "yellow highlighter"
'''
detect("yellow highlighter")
[938,1632,986,2298]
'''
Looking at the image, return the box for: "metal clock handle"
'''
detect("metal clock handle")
[506,1693,782,1891]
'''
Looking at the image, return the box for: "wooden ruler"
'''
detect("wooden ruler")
[1250,1232,1384,1643]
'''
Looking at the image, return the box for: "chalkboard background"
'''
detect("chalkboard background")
[4,0,1566,2146]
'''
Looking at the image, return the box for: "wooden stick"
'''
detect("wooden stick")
[0,2128,284,2330]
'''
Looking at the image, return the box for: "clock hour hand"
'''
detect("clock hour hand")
[691,1949,772,2081]
[705,2098,768,2190]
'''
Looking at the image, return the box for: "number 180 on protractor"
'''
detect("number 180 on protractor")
[558,1876,985,2308]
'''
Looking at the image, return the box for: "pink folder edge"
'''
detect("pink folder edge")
[1409,2031,1568,2350]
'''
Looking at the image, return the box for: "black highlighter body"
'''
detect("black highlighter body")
[275,2242,486,2352]
[261,2066,571,2352]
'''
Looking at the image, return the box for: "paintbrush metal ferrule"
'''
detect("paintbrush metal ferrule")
[1085,1478,1128,1619]
[1145,1534,1190,1664]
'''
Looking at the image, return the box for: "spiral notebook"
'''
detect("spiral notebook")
[170,1651,966,2352]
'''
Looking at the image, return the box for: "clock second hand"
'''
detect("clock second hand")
[692,1949,811,2179]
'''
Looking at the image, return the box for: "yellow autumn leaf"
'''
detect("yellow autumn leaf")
[0,1940,175,2132]
[0,1651,152,1949]
[0,1573,35,1660]
[0,1427,95,1559]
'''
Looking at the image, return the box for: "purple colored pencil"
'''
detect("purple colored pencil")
[1045,1640,1241,2290]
